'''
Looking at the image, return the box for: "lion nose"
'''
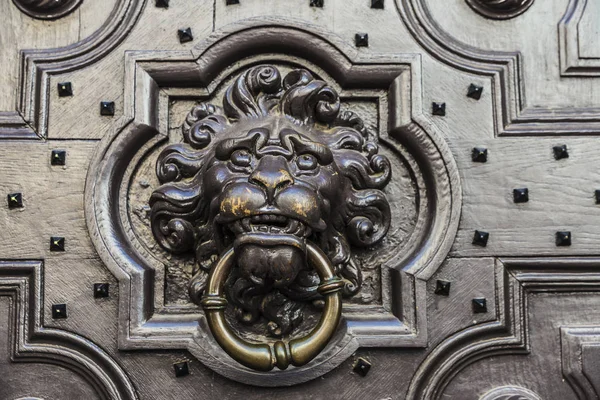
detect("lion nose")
[249,155,294,202]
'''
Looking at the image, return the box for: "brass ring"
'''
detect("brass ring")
[200,242,344,371]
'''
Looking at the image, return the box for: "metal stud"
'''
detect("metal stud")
[51,150,66,166]
[177,27,193,43]
[52,304,67,319]
[355,33,369,47]
[472,298,487,313]
[100,101,115,116]
[155,0,169,7]
[50,237,65,252]
[467,83,483,100]
[309,0,323,6]
[371,0,384,9]
[352,357,371,377]
[553,145,569,160]
[472,230,489,247]
[226,0,240,5]
[432,102,446,116]
[94,283,110,298]
[434,280,451,296]
[513,188,529,203]
[57,82,73,97]
[173,361,190,377]
[7,192,23,209]
[471,147,488,163]
[556,231,571,246]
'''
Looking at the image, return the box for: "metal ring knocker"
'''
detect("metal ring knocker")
[200,242,344,371]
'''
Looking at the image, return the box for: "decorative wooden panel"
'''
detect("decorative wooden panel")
[1,0,600,399]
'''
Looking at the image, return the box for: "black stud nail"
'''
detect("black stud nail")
[472,230,489,247]
[57,82,73,97]
[100,101,115,116]
[355,33,369,47]
[155,0,169,7]
[471,147,487,163]
[51,150,66,166]
[595,190,600,204]
[226,0,240,5]
[173,361,190,377]
[556,231,571,246]
[371,0,384,9]
[50,236,65,252]
[352,357,371,377]
[52,304,67,319]
[7,193,23,209]
[432,102,446,116]
[309,0,323,6]
[94,283,109,298]
[434,280,451,296]
[467,83,483,100]
[513,188,529,203]
[177,27,193,43]
[472,298,487,313]
[553,145,569,160]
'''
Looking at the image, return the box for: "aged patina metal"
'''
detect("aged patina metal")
[201,242,344,371]
[149,65,392,369]
[11,0,83,19]
[464,0,535,19]
[6,0,598,395]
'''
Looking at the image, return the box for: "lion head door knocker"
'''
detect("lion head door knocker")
[149,65,391,371]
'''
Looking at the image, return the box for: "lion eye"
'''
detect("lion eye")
[230,149,252,167]
[296,154,318,170]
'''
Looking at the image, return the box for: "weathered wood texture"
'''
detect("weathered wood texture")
[0,297,102,400]
[578,0,600,58]
[2,0,600,399]
[47,1,213,140]
[427,0,600,108]
[0,0,115,111]
[450,138,600,257]
[0,141,96,258]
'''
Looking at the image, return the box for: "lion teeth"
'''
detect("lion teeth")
[241,218,252,232]
[294,222,306,237]
[285,219,299,234]
[226,215,310,237]
[269,226,283,233]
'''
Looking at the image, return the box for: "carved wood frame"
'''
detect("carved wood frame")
[407,257,600,399]
[398,0,600,135]
[0,0,144,139]
[85,20,461,385]
[0,261,137,400]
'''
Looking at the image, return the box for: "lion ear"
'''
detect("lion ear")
[345,189,391,247]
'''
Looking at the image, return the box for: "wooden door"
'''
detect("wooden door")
[1,0,599,399]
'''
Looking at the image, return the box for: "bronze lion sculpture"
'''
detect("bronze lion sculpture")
[149,65,391,337]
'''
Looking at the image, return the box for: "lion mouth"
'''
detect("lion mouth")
[226,214,312,238]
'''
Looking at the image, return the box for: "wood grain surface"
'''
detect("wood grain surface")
[2,0,600,399]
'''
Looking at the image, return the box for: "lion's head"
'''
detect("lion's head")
[150,65,391,337]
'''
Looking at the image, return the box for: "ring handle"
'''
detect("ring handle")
[200,242,344,371]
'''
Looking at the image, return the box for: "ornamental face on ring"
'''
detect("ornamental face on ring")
[149,65,391,341]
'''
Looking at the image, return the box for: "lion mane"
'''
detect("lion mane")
[149,65,391,336]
